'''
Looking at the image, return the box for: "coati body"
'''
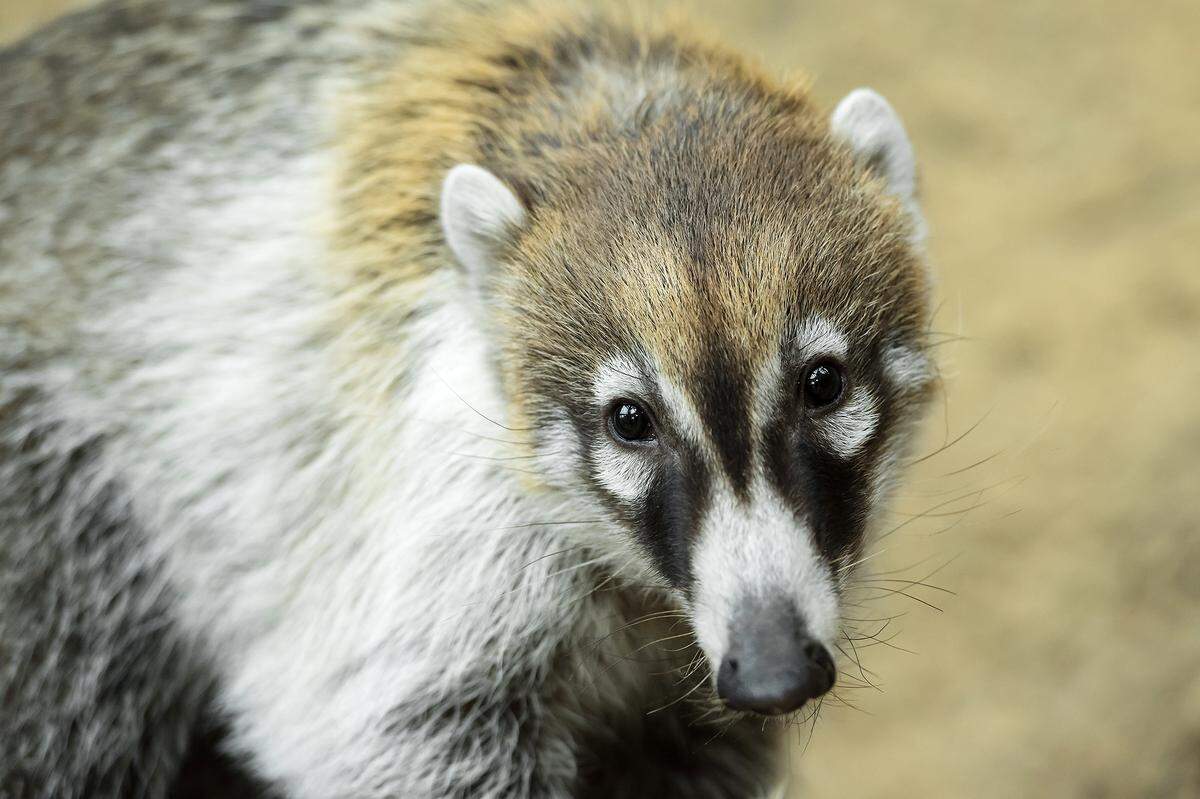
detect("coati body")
[0,1,936,797]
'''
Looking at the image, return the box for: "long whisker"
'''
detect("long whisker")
[855,577,956,596]
[516,545,588,571]
[824,690,871,714]
[799,698,824,756]
[939,448,1006,477]
[588,610,691,648]
[905,405,994,467]
[500,519,606,531]
[701,714,743,747]
[645,668,710,715]
[845,582,945,613]
[430,368,535,433]
[876,477,1021,542]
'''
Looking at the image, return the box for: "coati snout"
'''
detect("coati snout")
[717,599,837,715]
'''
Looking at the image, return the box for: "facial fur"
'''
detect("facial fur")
[433,6,937,674]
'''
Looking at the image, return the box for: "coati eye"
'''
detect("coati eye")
[609,401,655,443]
[802,361,845,409]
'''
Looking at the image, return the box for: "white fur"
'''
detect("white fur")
[440,163,526,281]
[653,366,716,455]
[533,411,585,492]
[820,388,881,459]
[883,342,932,388]
[592,355,649,409]
[690,480,840,674]
[795,314,849,360]
[830,87,925,242]
[591,443,656,504]
[75,149,609,796]
[589,357,657,503]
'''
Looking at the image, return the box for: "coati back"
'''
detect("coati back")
[0,1,936,797]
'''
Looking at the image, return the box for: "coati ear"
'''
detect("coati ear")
[440,164,527,281]
[830,88,924,242]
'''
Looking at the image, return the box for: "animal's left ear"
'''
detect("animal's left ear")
[440,163,527,286]
[831,88,924,242]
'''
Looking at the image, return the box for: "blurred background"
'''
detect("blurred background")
[3,1,1198,796]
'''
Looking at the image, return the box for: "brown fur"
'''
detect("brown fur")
[332,0,931,436]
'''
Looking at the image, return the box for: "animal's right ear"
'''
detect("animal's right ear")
[440,164,527,284]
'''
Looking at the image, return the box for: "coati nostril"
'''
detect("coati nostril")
[804,641,836,682]
[805,642,837,694]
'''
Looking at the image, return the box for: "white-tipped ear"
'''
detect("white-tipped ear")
[831,88,924,240]
[440,163,526,281]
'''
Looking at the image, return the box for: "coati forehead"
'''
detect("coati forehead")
[501,103,930,416]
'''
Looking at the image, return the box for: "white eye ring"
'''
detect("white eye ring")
[816,389,881,459]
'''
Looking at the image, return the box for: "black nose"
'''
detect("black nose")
[716,602,836,716]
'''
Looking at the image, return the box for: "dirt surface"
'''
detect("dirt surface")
[4,1,1199,796]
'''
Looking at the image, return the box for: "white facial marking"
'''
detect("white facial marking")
[883,342,932,389]
[747,351,784,468]
[591,355,647,409]
[821,388,881,458]
[656,374,712,451]
[795,315,881,458]
[589,357,656,504]
[795,315,849,361]
[690,480,840,670]
[590,442,655,504]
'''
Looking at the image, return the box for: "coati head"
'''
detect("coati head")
[440,85,935,716]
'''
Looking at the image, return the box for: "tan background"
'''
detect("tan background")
[4,1,1199,796]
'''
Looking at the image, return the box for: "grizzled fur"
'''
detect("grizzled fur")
[0,1,935,797]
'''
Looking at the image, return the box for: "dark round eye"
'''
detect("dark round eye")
[609,401,655,442]
[802,361,845,409]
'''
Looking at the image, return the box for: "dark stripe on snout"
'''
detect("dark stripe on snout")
[690,337,755,500]
[571,401,713,592]
[760,406,873,568]
[636,449,711,591]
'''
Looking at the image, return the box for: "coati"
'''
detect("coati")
[0,0,937,796]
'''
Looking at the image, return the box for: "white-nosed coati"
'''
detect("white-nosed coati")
[0,1,936,796]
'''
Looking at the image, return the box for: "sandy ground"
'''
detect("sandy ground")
[4,1,1199,796]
